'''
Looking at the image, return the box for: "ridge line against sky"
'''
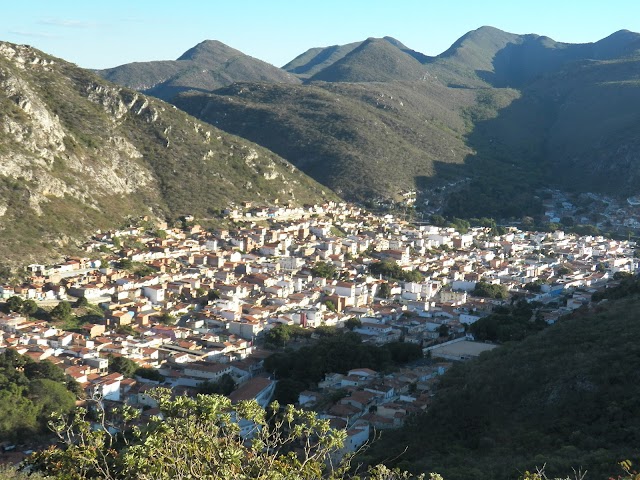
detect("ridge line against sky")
[2,0,640,69]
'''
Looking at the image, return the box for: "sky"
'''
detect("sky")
[2,0,640,69]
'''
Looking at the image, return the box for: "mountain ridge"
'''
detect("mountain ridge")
[95,39,300,102]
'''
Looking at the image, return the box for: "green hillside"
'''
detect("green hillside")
[361,291,640,480]
[95,40,300,102]
[100,27,640,220]
[282,41,363,78]
[0,42,334,264]
[307,37,429,83]
[173,80,480,201]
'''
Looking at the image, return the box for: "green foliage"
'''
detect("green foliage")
[265,333,421,402]
[265,324,312,348]
[197,373,236,396]
[591,274,640,302]
[134,367,165,383]
[370,260,422,283]
[469,301,545,343]
[29,388,355,479]
[473,281,508,299]
[0,465,48,480]
[50,301,73,321]
[344,317,362,331]
[5,295,23,313]
[447,218,470,234]
[523,279,546,292]
[108,355,138,378]
[365,293,640,480]
[156,312,176,325]
[377,282,392,299]
[74,296,89,308]
[0,350,76,441]
[0,47,334,264]
[311,261,337,279]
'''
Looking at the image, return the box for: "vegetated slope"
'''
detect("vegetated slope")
[445,54,640,217]
[307,37,430,83]
[173,79,481,201]
[283,36,432,80]
[95,40,300,102]
[114,27,640,218]
[362,295,640,480]
[282,40,363,79]
[0,42,334,264]
[426,26,640,88]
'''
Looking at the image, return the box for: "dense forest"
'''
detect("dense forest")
[361,281,640,480]
[0,350,78,442]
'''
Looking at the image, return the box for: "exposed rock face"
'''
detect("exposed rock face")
[0,41,335,264]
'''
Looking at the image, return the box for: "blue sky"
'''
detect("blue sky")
[2,0,639,69]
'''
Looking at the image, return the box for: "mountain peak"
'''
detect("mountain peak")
[176,39,241,62]
[308,36,427,83]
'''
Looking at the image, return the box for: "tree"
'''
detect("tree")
[74,296,89,308]
[311,261,337,279]
[378,282,392,299]
[156,312,176,325]
[50,301,73,321]
[5,296,23,313]
[22,299,39,316]
[29,389,358,480]
[108,355,138,378]
[473,282,508,299]
[438,324,450,338]
[197,373,236,396]
[265,324,292,348]
[24,359,66,382]
[344,317,362,331]
[134,367,165,383]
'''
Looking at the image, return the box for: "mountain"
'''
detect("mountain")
[104,27,640,219]
[361,288,640,480]
[428,25,640,87]
[95,40,300,101]
[282,41,362,78]
[302,37,431,83]
[172,79,481,201]
[0,41,334,264]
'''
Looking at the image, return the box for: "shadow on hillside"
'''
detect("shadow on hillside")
[475,40,592,87]
[416,84,553,220]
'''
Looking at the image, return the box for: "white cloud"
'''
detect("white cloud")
[38,18,99,29]
[8,30,61,39]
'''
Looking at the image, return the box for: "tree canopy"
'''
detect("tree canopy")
[0,350,77,441]
[28,387,423,480]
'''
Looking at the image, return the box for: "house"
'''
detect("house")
[90,372,123,401]
[229,376,275,408]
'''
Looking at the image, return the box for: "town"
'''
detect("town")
[0,200,638,457]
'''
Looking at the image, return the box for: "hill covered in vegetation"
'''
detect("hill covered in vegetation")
[95,40,300,102]
[161,27,640,218]
[361,285,640,480]
[0,42,334,264]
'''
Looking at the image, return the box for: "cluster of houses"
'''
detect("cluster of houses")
[0,200,637,451]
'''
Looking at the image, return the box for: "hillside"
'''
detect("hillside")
[173,79,482,202]
[0,42,334,264]
[95,40,300,101]
[282,40,362,78]
[100,27,640,220]
[306,37,430,83]
[361,292,640,480]
[426,26,640,88]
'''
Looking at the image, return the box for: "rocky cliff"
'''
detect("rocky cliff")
[0,42,334,265]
